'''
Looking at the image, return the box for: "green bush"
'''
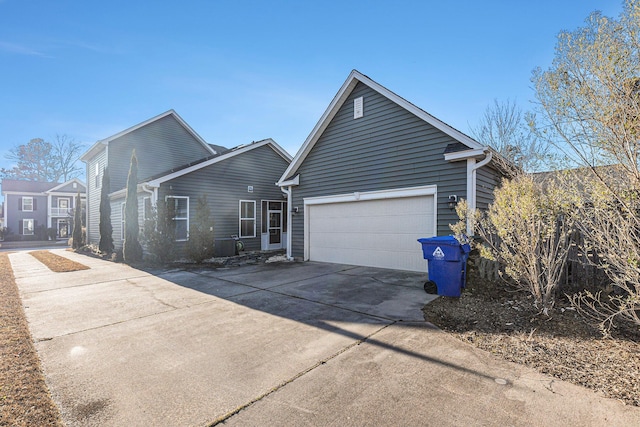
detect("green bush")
[142,199,177,264]
[185,195,215,263]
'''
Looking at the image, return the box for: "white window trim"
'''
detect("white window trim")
[239,200,256,238]
[58,197,70,209]
[23,218,34,235]
[22,196,33,212]
[166,196,189,242]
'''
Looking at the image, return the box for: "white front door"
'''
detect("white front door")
[261,201,287,250]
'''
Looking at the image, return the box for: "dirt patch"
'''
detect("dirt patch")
[0,253,63,426]
[423,255,640,406]
[30,250,90,272]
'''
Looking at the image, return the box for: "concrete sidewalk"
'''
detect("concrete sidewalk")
[10,249,640,426]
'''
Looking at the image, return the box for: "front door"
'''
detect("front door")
[268,210,282,247]
[58,219,68,238]
[262,201,286,250]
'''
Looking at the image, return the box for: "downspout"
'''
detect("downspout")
[467,149,493,234]
[280,185,293,260]
[141,183,157,204]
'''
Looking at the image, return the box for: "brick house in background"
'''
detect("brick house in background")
[1,178,86,240]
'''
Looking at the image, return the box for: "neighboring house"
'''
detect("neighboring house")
[80,110,292,253]
[0,178,87,239]
[277,70,505,272]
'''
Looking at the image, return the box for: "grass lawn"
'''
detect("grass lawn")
[0,253,63,426]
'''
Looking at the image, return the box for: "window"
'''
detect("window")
[143,197,152,221]
[23,219,34,235]
[239,200,256,238]
[121,203,126,240]
[22,197,33,212]
[95,164,101,189]
[58,198,69,209]
[167,196,189,241]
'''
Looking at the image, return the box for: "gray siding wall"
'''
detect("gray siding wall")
[5,194,48,234]
[111,195,146,250]
[159,144,290,254]
[86,149,107,244]
[108,115,212,192]
[476,165,501,210]
[287,82,468,258]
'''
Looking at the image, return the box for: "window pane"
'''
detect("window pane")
[240,219,254,237]
[175,198,188,218]
[261,201,267,233]
[175,219,188,240]
[241,201,253,219]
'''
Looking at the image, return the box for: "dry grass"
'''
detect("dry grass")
[30,250,89,272]
[424,257,640,406]
[0,253,63,426]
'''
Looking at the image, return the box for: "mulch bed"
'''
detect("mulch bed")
[423,256,640,406]
[30,250,90,272]
[0,253,63,426]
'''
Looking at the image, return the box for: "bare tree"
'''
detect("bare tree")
[470,99,556,174]
[51,134,84,182]
[2,135,84,182]
[533,0,640,332]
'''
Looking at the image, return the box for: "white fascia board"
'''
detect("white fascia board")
[146,139,277,187]
[279,69,484,182]
[304,184,437,206]
[80,110,215,163]
[278,70,361,183]
[444,148,488,162]
[277,174,300,187]
[264,139,293,162]
[2,191,48,196]
[80,140,108,162]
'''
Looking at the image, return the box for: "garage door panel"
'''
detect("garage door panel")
[307,195,434,272]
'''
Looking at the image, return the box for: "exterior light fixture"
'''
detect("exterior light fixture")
[448,195,458,210]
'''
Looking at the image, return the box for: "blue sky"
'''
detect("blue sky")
[0,0,624,182]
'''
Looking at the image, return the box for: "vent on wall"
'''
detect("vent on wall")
[354,96,363,119]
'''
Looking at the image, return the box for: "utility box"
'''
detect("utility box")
[215,238,237,257]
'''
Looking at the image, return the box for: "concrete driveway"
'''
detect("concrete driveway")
[10,249,640,426]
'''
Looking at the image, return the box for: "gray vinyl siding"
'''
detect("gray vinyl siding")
[287,82,468,259]
[86,149,107,244]
[108,115,212,192]
[5,194,48,234]
[111,195,147,250]
[55,182,86,193]
[159,144,290,254]
[476,165,501,210]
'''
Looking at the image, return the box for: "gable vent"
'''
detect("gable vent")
[354,96,363,119]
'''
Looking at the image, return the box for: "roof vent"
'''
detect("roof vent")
[354,96,363,119]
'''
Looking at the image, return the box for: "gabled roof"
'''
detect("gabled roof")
[278,70,486,184]
[1,179,58,193]
[46,178,87,194]
[144,138,291,187]
[80,110,216,162]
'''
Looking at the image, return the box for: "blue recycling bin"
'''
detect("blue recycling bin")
[417,236,471,297]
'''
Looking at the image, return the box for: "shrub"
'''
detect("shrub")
[123,151,142,263]
[142,199,176,264]
[185,195,215,263]
[99,167,114,254]
[459,174,578,315]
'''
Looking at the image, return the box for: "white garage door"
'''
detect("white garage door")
[307,194,435,272]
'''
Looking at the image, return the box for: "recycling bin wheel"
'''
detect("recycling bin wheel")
[424,280,437,294]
